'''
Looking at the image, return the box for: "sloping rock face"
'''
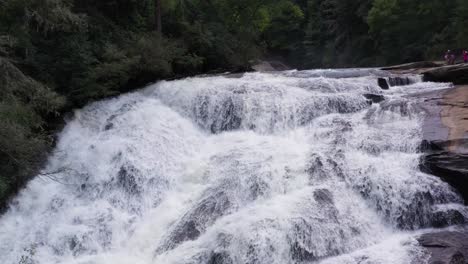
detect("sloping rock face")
[424,64,468,85]
[381,61,441,71]
[418,231,468,264]
[421,148,468,204]
[419,85,468,204]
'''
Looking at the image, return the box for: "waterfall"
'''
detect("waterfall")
[0,69,466,264]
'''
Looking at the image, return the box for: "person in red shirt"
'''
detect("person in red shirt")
[463,50,468,63]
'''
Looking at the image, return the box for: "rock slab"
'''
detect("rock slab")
[424,64,468,85]
[419,231,468,264]
[381,61,442,71]
[421,150,468,204]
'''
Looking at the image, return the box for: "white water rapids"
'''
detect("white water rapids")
[1,69,467,264]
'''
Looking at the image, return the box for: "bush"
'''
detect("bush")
[0,58,64,204]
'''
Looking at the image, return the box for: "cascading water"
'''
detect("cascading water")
[1,69,467,264]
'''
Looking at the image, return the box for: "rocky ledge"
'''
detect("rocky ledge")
[418,230,468,264]
[382,61,468,85]
[424,64,468,85]
[421,149,468,204]
[414,83,468,264]
[418,85,468,204]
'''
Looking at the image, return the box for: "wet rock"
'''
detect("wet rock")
[387,76,412,87]
[291,242,318,262]
[212,98,242,133]
[313,189,334,205]
[306,154,339,182]
[208,252,233,264]
[288,198,345,262]
[378,78,389,90]
[378,76,415,89]
[419,231,468,264]
[424,64,468,84]
[396,191,435,230]
[325,98,369,115]
[420,151,468,204]
[202,97,242,133]
[363,94,385,104]
[104,122,114,130]
[419,140,446,153]
[430,210,466,228]
[117,166,141,195]
[379,99,424,117]
[381,61,441,71]
[104,115,117,130]
[159,190,231,251]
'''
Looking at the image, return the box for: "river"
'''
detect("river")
[0,69,466,264]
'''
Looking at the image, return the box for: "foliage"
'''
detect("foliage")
[0,58,64,203]
[367,0,457,64]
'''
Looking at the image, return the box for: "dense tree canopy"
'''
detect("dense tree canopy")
[0,0,467,207]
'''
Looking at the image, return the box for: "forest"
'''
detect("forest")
[1,0,468,208]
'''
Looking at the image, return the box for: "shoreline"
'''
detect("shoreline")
[413,83,468,263]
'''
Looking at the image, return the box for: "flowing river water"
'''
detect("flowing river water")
[1,69,467,264]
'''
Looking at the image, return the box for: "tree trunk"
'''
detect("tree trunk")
[155,0,162,33]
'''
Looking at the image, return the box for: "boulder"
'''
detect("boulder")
[420,150,468,204]
[387,76,413,86]
[424,64,468,84]
[418,231,468,264]
[378,76,416,89]
[363,94,385,104]
[378,78,389,90]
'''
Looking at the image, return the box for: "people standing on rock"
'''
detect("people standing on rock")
[463,50,468,63]
[444,50,457,65]
[445,50,453,65]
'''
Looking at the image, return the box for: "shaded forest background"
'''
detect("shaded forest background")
[1,0,468,207]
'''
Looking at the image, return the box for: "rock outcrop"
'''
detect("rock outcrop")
[363,94,385,104]
[377,76,415,89]
[418,231,468,264]
[378,78,389,90]
[381,61,442,71]
[419,85,468,204]
[421,150,468,205]
[424,64,468,85]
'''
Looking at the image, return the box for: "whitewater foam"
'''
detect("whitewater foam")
[0,69,463,264]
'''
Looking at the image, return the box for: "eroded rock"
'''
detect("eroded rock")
[363,94,385,104]
[378,78,389,90]
[420,151,468,205]
[381,61,441,71]
[424,64,468,85]
[419,231,468,264]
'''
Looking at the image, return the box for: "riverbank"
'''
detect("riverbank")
[417,85,468,202]
[397,77,468,263]
[383,61,468,85]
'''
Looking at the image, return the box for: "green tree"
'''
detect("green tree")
[263,0,305,58]
[454,0,468,48]
[368,0,456,64]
